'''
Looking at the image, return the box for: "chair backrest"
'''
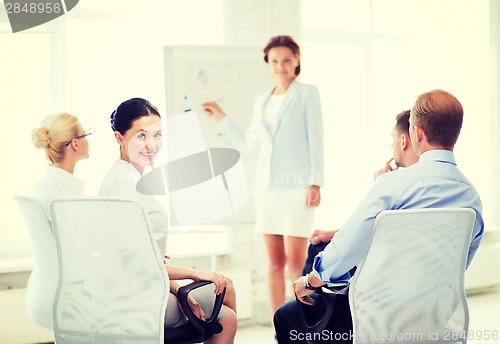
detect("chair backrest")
[50,197,170,344]
[349,208,475,344]
[14,195,58,330]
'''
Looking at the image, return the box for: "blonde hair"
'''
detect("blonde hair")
[32,113,80,163]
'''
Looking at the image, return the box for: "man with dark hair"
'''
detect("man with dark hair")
[303,109,419,274]
[275,89,484,344]
[373,109,420,179]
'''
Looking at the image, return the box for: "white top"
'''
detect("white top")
[263,93,286,136]
[33,165,85,222]
[217,79,324,190]
[99,160,168,255]
[29,165,84,330]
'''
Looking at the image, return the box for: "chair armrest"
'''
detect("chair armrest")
[296,286,349,343]
[177,280,226,335]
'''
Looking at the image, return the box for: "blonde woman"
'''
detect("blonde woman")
[32,112,90,221]
[29,113,90,330]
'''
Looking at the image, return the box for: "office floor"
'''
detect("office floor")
[0,288,498,344]
[235,288,500,344]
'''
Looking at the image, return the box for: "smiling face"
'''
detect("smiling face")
[267,46,299,84]
[115,115,162,174]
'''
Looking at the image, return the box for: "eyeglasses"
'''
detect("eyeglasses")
[65,132,92,146]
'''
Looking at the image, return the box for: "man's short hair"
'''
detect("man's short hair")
[394,110,411,135]
[411,89,463,148]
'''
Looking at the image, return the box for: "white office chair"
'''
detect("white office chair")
[349,208,475,344]
[14,195,58,330]
[50,197,225,344]
[50,197,168,343]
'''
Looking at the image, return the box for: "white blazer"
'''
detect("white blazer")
[217,79,324,190]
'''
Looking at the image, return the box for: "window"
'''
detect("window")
[300,0,496,231]
[1,0,225,269]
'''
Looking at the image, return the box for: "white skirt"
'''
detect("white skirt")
[254,188,315,238]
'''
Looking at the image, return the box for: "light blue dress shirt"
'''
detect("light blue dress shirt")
[312,149,484,286]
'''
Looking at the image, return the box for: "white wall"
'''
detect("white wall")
[0,1,498,329]
[0,0,226,259]
[299,0,495,232]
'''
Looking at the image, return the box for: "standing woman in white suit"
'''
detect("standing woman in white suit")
[203,35,324,314]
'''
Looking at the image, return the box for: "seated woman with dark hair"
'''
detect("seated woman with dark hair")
[99,97,237,344]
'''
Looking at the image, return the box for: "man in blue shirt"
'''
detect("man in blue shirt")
[302,109,420,275]
[274,89,484,343]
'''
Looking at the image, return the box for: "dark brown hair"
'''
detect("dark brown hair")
[110,98,160,134]
[411,89,463,148]
[263,35,301,76]
[394,110,411,135]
